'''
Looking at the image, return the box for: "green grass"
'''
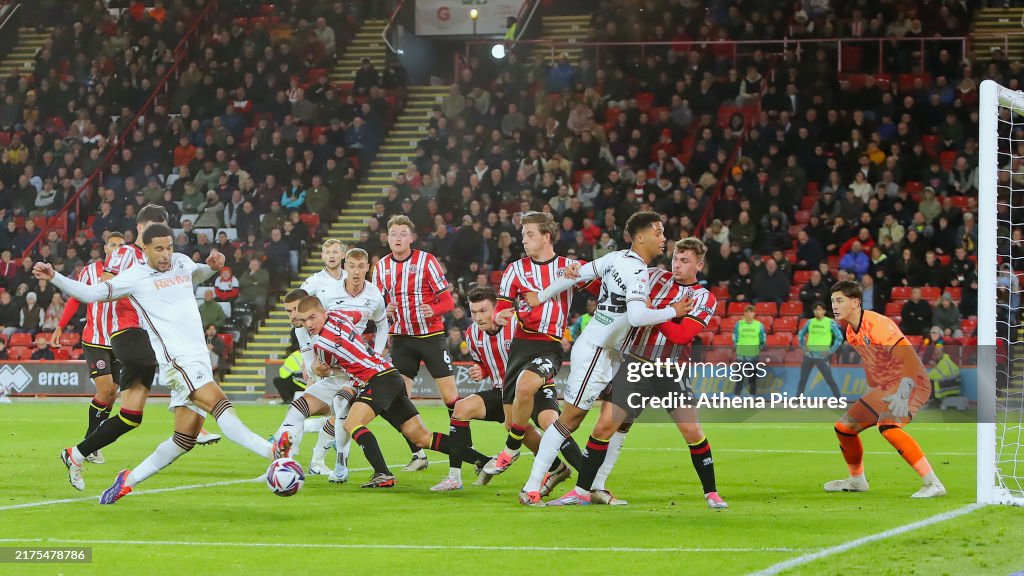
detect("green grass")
[0,403,1021,575]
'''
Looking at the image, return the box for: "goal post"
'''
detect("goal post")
[978,79,1024,506]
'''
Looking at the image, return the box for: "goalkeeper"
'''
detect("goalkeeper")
[824,281,946,498]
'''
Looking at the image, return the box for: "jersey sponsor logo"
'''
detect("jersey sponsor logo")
[594,312,614,325]
[153,274,191,290]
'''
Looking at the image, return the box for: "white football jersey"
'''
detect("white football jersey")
[577,249,649,349]
[53,252,207,362]
[328,281,387,334]
[300,267,349,310]
[294,325,317,382]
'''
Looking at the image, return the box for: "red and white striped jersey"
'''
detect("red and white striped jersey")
[313,310,395,387]
[78,261,116,347]
[498,256,580,341]
[372,250,449,336]
[464,316,516,388]
[103,243,146,333]
[622,268,716,361]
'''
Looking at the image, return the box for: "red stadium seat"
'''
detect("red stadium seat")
[712,333,734,347]
[52,348,71,360]
[780,301,803,316]
[794,210,810,224]
[719,317,739,334]
[946,287,961,300]
[960,318,977,335]
[727,301,748,315]
[891,286,912,300]
[794,270,813,284]
[698,330,715,344]
[885,302,903,316]
[8,333,32,347]
[710,286,729,300]
[762,348,787,364]
[905,181,923,193]
[8,347,31,360]
[705,316,721,332]
[756,316,774,331]
[906,335,924,347]
[766,333,792,347]
[70,348,85,360]
[754,302,778,316]
[704,348,734,364]
[489,271,503,286]
[920,287,941,301]
[948,196,968,208]
[773,316,798,334]
[939,151,957,171]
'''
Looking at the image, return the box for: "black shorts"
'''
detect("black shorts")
[110,328,158,392]
[530,382,561,424]
[355,369,420,430]
[607,355,694,422]
[501,338,563,405]
[82,342,120,384]
[390,334,453,380]
[470,388,506,423]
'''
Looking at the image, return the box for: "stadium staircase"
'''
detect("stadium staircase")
[0,27,52,72]
[538,15,589,64]
[329,19,387,84]
[973,7,1024,62]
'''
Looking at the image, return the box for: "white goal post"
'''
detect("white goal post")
[978,79,1024,506]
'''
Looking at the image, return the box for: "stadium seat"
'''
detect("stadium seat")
[891,287,912,300]
[885,302,903,316]
[719,316,739,334]
[711,333,734,347]
[8,347,30,360]
[754,302,778,316]
[70,348,85,360]
[766,333,793,347]
[8,333,32,347]
[698,330,715,344]
[489,271,503,285]
[727,301,748,315]
[710,286,729,300]
[756,316,774,331]
[774,316,798,334]
[780,301,803,316]
[920,287,941,300]
[946,287,961,300]
[52,348,71,360]
[761,348,787,364]
[705,316,721,332]
[906,335,924,347]
[59,332,80,347]
[793,270,813,284]
[960,318,977,334]
[704,348,733,364]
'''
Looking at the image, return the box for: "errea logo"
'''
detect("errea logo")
[0,365,32,392]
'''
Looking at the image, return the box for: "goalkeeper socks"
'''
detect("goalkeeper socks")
[127,432,196,487]
[576,435,610,491]
[879,425,931,476]
[688,437,717,494]
[835,423,864,476]
[352,426,390,475]
[77,408,143,457]
[86,397,113,436]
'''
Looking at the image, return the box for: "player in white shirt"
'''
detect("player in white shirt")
[516,212,691,505]
[34,224,289,504]
[300,239,349,310]
[272,248,390,482]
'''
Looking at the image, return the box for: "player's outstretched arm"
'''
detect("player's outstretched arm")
[42,266,133,303]
[191,250,225,284]
[625,297,681,327]
[536,266,595,304]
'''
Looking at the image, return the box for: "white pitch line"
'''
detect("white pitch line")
[625,447,976,456]
[0,537,811,554]
[746,503,985,576]
[0,460,447,512]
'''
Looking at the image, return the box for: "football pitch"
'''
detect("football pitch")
[1,402,1021,575]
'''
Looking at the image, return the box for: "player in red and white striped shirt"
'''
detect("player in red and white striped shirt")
[549,237,729,509]
[372,215,457,472]
[52,232,126,465]
[483,211,586,480]
[298,297,453,488]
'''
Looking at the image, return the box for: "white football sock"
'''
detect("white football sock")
[126,435,191,487]
[333,395,351,467]
[523,424,567,493]
[217,408,273,458]
[591,431,626,491]
[312,420,335,462]
[275,406,307,456]
[303,416,326,434]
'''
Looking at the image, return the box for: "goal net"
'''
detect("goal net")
[979,79,1024,506]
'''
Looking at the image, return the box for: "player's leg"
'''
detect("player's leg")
[84,372,117,463]
[186,365,278,459]
[796,358,814,396]
[272,386,332,460]
[329,387,357,484]
[343,401,395,485]
[391,336,429,470]
[100,406,205,505]
[433,393,489,491]
[548,400,627,506]
[302,376,348,474]
[875,383,945,497]
[824,398,876,492]
[814,359,842,398]
[490,342,561,475]
[533,389,582,496]
[590,422,630,505]
[672,405,727,508]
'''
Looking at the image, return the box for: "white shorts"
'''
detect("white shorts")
[160,354,215,416]
[563,338,621,411]
[302,372,353,406]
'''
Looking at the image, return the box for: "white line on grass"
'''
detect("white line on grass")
[0,460,447,512]
[626,447,976,456]
[0,537,811,554]
[746,503,985,576]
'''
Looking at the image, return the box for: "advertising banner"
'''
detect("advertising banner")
[415,0,520,36]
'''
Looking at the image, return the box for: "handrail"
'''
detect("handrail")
[0,1,22,66]
[508,0,541,48]
[22,0,221,258]
[381,0,406,54]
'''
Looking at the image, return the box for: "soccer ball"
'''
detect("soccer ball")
[266,458,305,497]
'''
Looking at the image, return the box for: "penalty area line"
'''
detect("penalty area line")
[0,537,812,554]
[746,503,985,576]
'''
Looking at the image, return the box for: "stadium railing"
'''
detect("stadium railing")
[20,0,223,259]
[0,1,23,66]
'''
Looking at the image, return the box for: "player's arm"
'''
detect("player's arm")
[828,321,844,355]
[797,321,810,351]
[877,318,925,417]
[191,250,224,284]
[623,265,682,326]
[420,254,454,318]
[657,316,705,344]
[537,260,599,303]
[370,296,390,355]
[464,339,489,381]
[39,264,134,303]
[493,266,518,325]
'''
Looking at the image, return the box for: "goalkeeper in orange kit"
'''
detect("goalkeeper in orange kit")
[825,281,946,498]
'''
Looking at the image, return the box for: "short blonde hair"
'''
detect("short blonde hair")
[387,215,415,232]
[322,238,344,251]
[675,237,708,260]
[345,247,368,261]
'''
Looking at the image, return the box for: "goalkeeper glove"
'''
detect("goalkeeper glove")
[882,377,915,419]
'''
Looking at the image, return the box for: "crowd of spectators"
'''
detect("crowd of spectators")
[0,0,405,359]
